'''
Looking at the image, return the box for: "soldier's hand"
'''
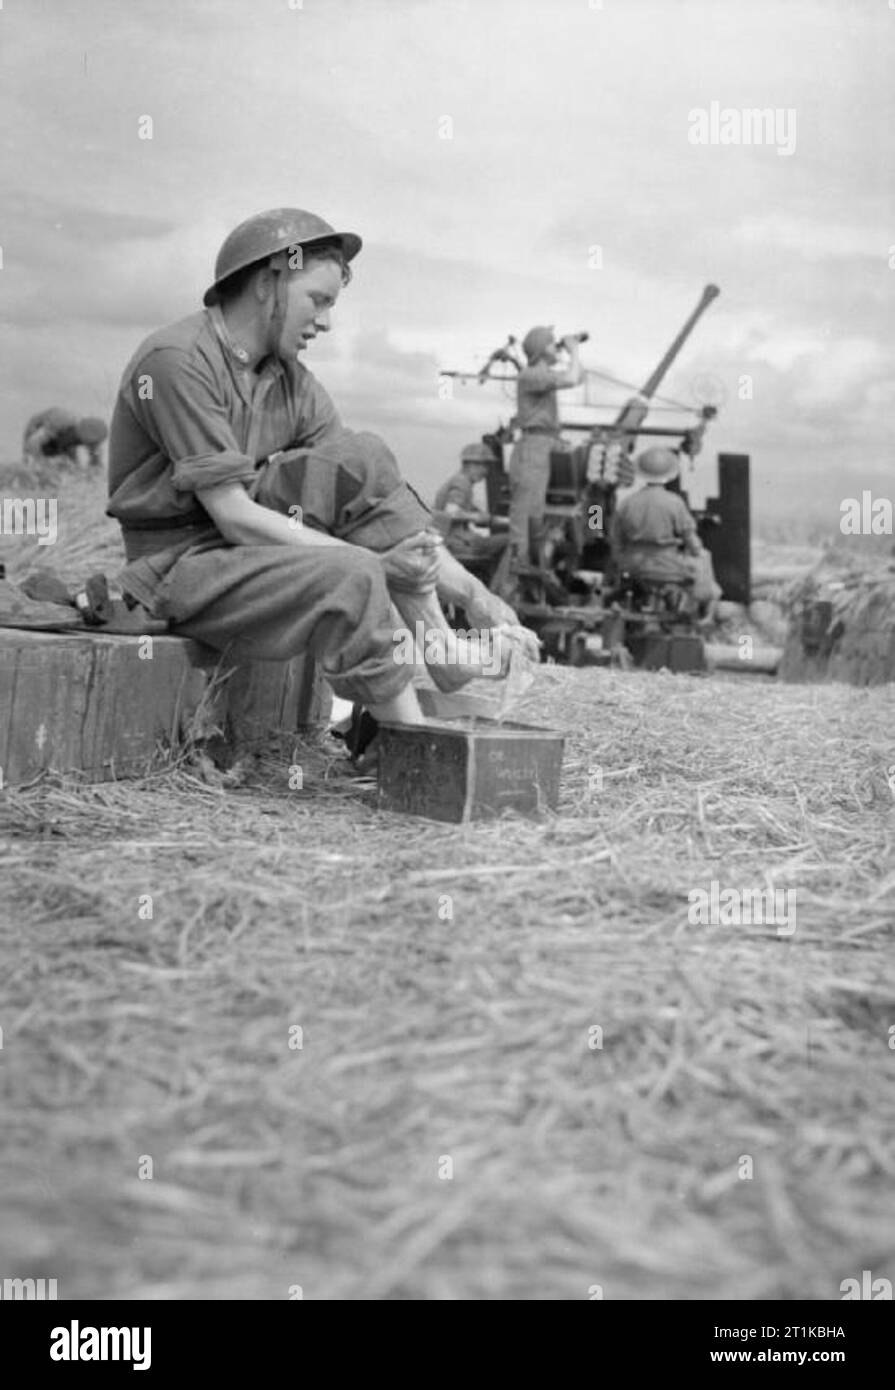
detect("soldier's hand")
[381,531,442,591]
[464,585,520,632]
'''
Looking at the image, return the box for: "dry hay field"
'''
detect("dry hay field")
[1,474,894,1300]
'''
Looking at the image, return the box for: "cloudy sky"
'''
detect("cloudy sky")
[1,0,892,530]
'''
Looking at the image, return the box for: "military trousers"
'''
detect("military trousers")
[127,444,432,706]
[507,433,555,560]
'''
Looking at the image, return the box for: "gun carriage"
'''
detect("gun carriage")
[440,285,750,669]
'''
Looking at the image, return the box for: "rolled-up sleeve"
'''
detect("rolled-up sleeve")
[442,477,473,510]
[130,347,258,494]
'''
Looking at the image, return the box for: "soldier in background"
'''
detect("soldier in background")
[433,441,510,589]
[610,446,721,618]
[507,326,583,563]
[23,408,108,474]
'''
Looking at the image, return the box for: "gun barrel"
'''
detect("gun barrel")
[637,284,720,402]
[610,284,719,436]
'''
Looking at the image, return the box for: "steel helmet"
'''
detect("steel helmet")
[635,447,680,484]
[460,442,494,465]
[203,208,363,307]
[522,325,555,363]
[76,417,108,445]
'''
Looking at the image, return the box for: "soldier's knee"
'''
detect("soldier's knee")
[332,432,404,505]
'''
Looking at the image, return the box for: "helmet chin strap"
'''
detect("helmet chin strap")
[267,255,289,359]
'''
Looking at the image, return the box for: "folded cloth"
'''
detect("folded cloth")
[3,572,166,634]
[20,571,73,606]
[0,576,82,630]
[21,570,113,624]
[413,624,539,721]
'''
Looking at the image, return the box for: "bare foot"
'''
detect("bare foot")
[391,589,507,691]
[368,683,427,726]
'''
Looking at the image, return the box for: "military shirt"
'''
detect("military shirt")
[107,308,342,531]
[515,362,561,432]
[612,483,697,550]
[434,470,475,513]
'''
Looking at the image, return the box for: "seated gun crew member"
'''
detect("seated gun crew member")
[433,442,510,581]
[609,447,721,617]
[106,208,520,727]
[507,326,583,562]
[24,408,108,472]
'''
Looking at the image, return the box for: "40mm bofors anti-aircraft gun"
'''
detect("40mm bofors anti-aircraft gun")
[440,284,751,668]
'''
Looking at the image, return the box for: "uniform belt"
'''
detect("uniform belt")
[521,426,560,437]
[622,540,684,551]
[119,512,207,532]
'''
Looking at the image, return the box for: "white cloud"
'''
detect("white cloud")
[791,337,890,409]
[747,330,830,372]
[733,214,889,262]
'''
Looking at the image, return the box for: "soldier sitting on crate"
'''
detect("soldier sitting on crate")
[23,408,108,476]
[507,326,583,563]
[105,207,524,734]
[432,442,511,591]
[609,447,721,620]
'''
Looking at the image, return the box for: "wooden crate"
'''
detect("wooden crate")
[376,720,564,823]
[0,628,330,788]
[628,631,707,673]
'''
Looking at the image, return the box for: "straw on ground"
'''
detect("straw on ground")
[1,663,893,1299]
